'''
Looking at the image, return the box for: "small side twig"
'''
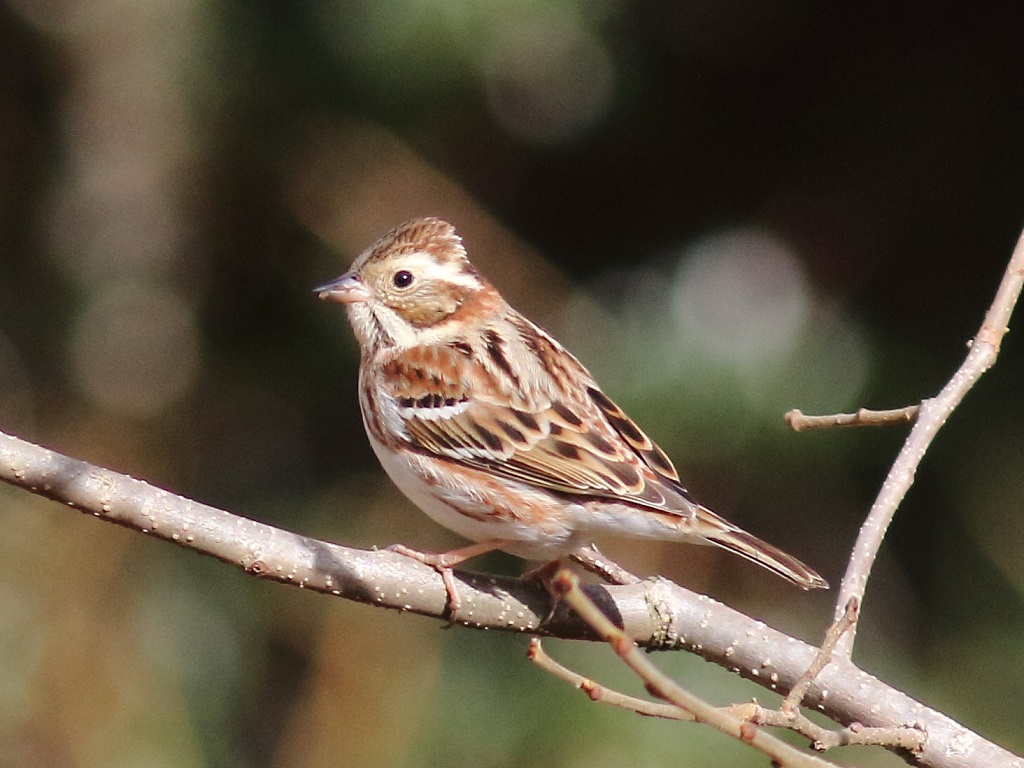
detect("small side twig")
[785,406,919,431]
[738,703,926,753]
[528,637,693,721]
[782,598,859,715]
[551,569,838,768]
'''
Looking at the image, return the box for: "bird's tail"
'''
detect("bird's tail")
[698,510,828,590]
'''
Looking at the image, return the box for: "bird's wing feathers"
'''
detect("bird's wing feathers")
[388,370,828,589]
[378,330,701,517]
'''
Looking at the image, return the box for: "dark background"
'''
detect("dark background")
[1,2,1023,765]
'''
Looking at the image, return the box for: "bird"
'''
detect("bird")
[316,217,827,614]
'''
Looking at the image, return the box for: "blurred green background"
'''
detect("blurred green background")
[1,1,1023,766]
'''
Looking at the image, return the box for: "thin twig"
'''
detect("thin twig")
[785,406,919,431]
[528,637,693,720]
[834,228,1024,658]
[782,598,859,715]
[738,703,925,753]
[551,569,838,768]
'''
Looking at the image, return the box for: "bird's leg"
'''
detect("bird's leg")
[521,558,566,626]
[523,545,642,626]
[385,540,506,620]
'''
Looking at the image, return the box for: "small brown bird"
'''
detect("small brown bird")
[317,218,826,610]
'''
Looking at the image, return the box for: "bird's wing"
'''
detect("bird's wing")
[377,339,700,517]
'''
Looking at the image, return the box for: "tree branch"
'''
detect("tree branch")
[0,429,1020,767]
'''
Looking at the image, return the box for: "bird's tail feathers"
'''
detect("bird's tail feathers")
[699,511,828,590]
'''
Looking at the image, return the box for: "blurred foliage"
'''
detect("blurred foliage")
[1,0,1024,765]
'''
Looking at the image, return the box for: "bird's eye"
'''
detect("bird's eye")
[393,270,414,289]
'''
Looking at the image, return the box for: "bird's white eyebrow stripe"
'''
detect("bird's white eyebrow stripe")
[442,271,482,288]
[395,250,482,289]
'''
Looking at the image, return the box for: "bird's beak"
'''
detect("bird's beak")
[315,272,370,304]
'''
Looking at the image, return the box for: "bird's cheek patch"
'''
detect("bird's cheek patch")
[390,290,461,328]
